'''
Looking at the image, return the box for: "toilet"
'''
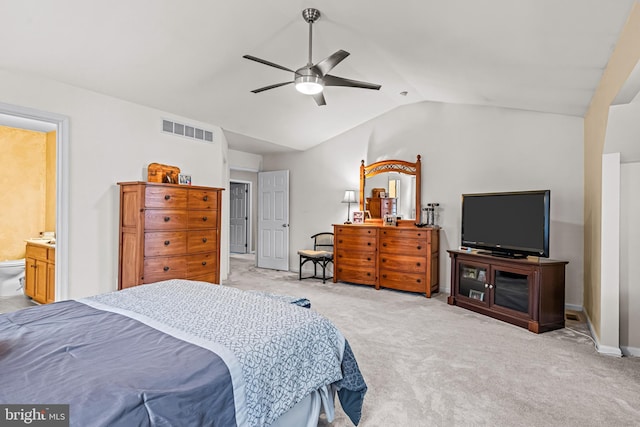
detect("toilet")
[0,259,25,297]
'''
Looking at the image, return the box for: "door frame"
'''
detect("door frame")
[0,102,69,301]
[229,179,252,254]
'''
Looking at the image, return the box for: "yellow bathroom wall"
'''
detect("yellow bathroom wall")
[0,126,47,260]
[45,130,57,231]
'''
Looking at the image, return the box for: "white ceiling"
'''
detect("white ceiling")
[0,1,635,154]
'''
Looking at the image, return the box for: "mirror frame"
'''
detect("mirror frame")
[360,155,421,221]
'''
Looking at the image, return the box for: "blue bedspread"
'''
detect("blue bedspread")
[0,280,366,426]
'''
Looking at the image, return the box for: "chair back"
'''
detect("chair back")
[312,232,334,252]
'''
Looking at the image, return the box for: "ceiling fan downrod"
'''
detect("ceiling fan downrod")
[302,8,320,67]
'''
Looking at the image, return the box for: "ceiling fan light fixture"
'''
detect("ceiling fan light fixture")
[295,75,324,95]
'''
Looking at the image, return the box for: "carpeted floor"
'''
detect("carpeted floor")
[225,254,640,427]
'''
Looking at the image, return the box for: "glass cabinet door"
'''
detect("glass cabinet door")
[491,268,530,315]
[457,262,489,305]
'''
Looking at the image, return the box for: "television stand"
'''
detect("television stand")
[447,250,568,333]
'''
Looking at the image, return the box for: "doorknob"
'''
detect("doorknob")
[282,224,289,227]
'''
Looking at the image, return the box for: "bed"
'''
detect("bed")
[0,279,366,426]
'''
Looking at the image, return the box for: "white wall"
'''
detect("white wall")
[263,101,585,306]
[620,162,640,355]
[0,70,228,299]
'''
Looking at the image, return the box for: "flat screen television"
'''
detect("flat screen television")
[461,190,550,258]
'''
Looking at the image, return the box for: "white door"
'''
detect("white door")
[230,182,248,253]
[257,170,289,270]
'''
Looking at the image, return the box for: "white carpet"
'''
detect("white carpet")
[225,254,640,427]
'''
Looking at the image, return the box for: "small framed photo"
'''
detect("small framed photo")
[462,267,477,279]
[469,289,485,301]
[178,174,192,185]
[383,214,397,226]
[365,210,372,219]
[352,211,365,224]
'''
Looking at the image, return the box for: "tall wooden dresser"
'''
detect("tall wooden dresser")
[118,181,223,289]
[333,223,439,297]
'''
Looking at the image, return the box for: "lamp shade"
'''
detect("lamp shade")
[341,190,357,204]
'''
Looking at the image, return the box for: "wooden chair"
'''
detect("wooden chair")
[298,232,334,283]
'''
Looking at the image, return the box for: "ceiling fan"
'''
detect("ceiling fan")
[243,8,381,106]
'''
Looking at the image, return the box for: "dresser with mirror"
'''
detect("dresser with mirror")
[333,155,440,297]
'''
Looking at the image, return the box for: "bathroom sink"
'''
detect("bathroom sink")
[26,238,55,246]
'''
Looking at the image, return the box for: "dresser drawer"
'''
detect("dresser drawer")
[336,235,376,252]
[187,252,218,277]
[187,229,218,253]
[187,272,217,284]
[335,249,376,268]
[379,237,428,256]
[335,226,377,237]
[144,232,187,256]
[336,266,376,286]
[145,186,188,209]
[144,209,188,230]
[380,227,430,240]
[379,254,427,273]
[379,270,427,293]
[188,189,218,210]
[188,210,218,229]
[143,256,187,283]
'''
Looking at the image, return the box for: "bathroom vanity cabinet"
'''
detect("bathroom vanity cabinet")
[25,241,55,304]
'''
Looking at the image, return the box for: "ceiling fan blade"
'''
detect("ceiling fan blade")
[323,74,381,90]
[312,50,350,76]
[243,55,295,73]
[313,92,326,106]
[251,81,294,93]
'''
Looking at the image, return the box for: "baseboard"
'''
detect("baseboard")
[621,346,640,357]
[581,309,623,357]
[564,303,583,312]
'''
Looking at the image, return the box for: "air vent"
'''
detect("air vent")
[162,119,214,143]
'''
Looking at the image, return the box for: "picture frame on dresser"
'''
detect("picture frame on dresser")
[178,173,192,185]
[352,211,365,224]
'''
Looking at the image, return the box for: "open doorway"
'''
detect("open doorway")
[0,103,69,302]
[230,181,251,254]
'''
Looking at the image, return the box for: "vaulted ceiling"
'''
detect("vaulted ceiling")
[0,1,636,153]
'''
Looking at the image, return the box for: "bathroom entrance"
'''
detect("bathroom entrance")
[0,105,66,305]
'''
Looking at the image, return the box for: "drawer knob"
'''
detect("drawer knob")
[382,274,387,278]
[202,237,208,243]
[416,262,421,267]
[164,240,170,246]
[417,246,422,250]
[382,258,386,263]
[417,279,421,283]
[367,242,371,246]
[203,195,209,201]
[339,240,343,243]
[164,216,171,222]
[202,216,208,221]
[367,272,371,276]
[338,254,343,258]
[382,243,387,247]
[202,261,207,266]
[163,266,170,272]
[164,195,171,200]
[367,257,371,261]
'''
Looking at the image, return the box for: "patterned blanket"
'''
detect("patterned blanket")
[83,280,366,426]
